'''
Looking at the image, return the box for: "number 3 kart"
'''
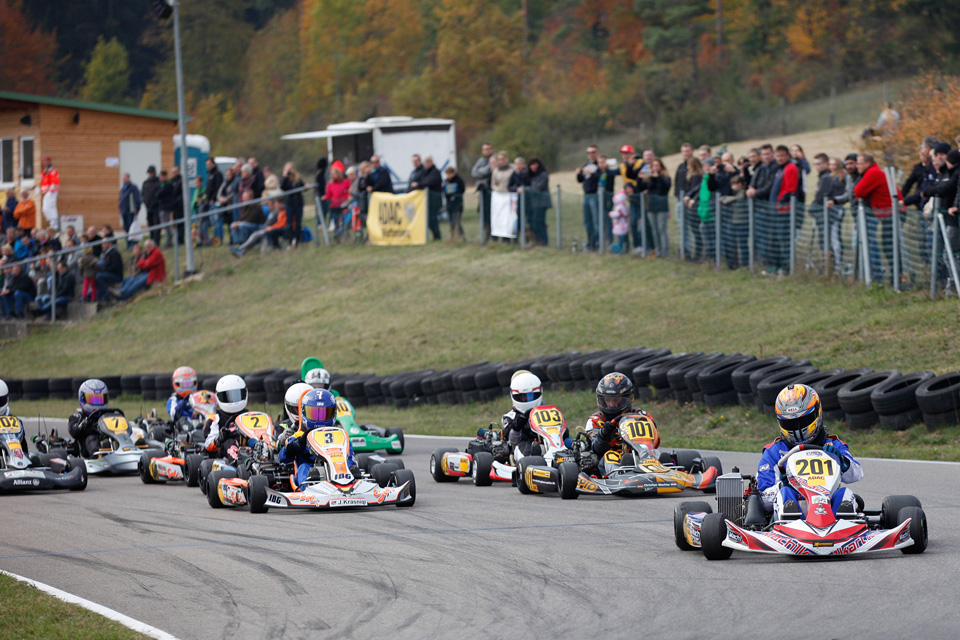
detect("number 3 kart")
[220,426,415,512]
[0,416,87,492]
[334,396,404,455]
[674,444,928,559]
[34,409,162,475]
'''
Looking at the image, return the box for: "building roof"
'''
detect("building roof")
[0,90,181,122]
[282,116,455,141]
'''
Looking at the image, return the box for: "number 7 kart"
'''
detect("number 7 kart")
[34,410,162,475]
[0,416,87,492]
[674,444,928,559]
[519,412,721,497]
[228,426,415,512]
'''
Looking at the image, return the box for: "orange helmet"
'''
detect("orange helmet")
[172,366,198,398]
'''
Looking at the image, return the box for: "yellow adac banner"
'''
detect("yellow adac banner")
[367,190,427,245]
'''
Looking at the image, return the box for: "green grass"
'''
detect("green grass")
[0,573,148,640]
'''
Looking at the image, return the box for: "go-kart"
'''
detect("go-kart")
[511,405,581,498]
[229,426,414,512]
[134,390,218,443]
[562,414,721,497]
[674,444,928,559]
[34,409,162,475]
[335,396,404,455]
[429,425,519,485]
[197,411,275,495]
[0,416,87,492]
[137,394,220,487]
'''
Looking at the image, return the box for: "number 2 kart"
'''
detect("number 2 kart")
[558,413,721,497]
[197,411,275,495]
[0,416,87,492]
[236,426,415,512]
[674,444,928,559]
[334,396,404,455]
[34,409,162,475]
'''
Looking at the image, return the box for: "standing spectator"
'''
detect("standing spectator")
[597,153,617,248]
[95,235,123,302]
[697,145,712,162]
[39,156,60,231]
[922,147,959,286]
[491,152,514,193]
[205,158,223,211]
[854,152,902,284]
[407,155,425,192]
[157,170,176,248]
[216,167,238,244]
[609,183,632,253]
[323,165,351,235]
[526,158,550,246]
[682,157,704,260]
[168,167,185,246]
[142,166,161,244]
[675,142,695,259]
[508,157,529,193]
[944,152,960,280]
[646,158,671,258]
[34,259,74,318]
[747,144,777,266]
[576,145,601,251]
[280,162,305,247]
[118,173,142,248]
[767,145,800,273]
[714,152,737,196]
[443,166,466,241]
[2,189,16,233]
[618,145,643,250]
[248,157,265,198]
[119,239,166,300]
[418,156,443,241]
[791,144,811,202]
[902,136,939,210]
[314,157,329,228]
[699,158,720,261]
[13,190,36,231]
[720,175,749,268]
[471,142,494,240]
[743,149,761,183]
[0,264,36,319]
[230,189,267,243]
[366,156,394,194]
[811,153,838,258]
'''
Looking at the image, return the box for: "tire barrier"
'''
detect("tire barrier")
[10,349,959,432]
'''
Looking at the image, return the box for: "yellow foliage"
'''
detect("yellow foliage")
[883,74,960,170]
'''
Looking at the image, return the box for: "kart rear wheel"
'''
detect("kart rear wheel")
[700,512,733,560]
[199,459,215,494]
[138,449,163,484]
[248,475,270,514]
[372,463,400,488]
[472,451,494,487]
[674,449,702,473]
[515,456,546,495]
[557,461,580,500]
[881,495,923,530]
[384,427,404,455]
[149,425,168,443]
[184,454,204,487]
[430,448,460,483]
[392,469,416,507]
[206,470,237,509]
[67,456,87,491]
[898,506,928,554]
[674,501,712,550]
[700,456,722,494]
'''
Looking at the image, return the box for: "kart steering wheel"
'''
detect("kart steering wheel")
[776,443,823,474]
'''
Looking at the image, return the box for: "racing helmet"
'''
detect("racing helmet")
[299,389,337,431]
[172,366,198,398]
[0,379,8,417]
[775,384,824,446]
[284,383,313,425]
[215,375,248,414]
[596,372,634,419]
[304,367,331,390]
[78,379,109,414]
[510,371,543,415]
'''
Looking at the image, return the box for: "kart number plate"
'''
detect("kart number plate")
[329,498,366,507]
[102,416,129,433]
[336,399,354,417]
[0,416,22,433]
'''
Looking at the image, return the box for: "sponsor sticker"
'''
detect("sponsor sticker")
[759,463,770,472]
[532,469,552,478]
[813,541,834,547]
[12,478,41,486]
[329,498,367,507]
[4,470,44,479]
[351,438,366,447]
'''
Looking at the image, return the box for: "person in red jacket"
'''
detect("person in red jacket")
[854,153,903,284]
[323,163,352,235]
[119,239,166,301]
[766,145,799,272]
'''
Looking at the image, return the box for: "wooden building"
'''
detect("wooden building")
[0,91,180,231]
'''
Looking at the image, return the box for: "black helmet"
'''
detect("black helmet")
[596,372,634,419]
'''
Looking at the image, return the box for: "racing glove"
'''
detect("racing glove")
[283,435,301,457]
[823,443,851,472]
[598,421,616,441]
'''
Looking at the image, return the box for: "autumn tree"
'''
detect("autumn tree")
[79,37,131,104]
[0,0,57,95]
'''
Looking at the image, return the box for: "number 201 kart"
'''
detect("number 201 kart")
[214,427,415,512]
[674,444,928,559]
[0,416,87,492]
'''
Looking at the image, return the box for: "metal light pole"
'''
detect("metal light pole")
[173,0,195,274]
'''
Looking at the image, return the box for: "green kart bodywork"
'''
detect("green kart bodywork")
[334,397,404,455]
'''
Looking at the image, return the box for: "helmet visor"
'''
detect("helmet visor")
[598,395,624,409]
[303,404,336,423]
[0,394,7,409]
[217,388,247,405]
[84,393,107,407]
[778,413,817,443]
[511,391,540,403]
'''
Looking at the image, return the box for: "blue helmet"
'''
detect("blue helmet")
[299,389,337,431]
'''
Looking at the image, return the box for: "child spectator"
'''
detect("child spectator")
[610,183,633,254]
[78,240,99,302]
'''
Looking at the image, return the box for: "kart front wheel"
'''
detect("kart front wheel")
[899,506,927,554]
[700,512,733,560]
[674,449,702,473]
[515,456,546,495]
[248,475,270,514]
[206,470,237,509]
[392,469,416,507]
[700,456,722,494]
[881,495,923,529]
[557,462,580,500]
[184,454,204,487]
[674,501,712,550]
[372,463,400,488]
[199,459,215,495]
[472,451,494,487]
[384,427,404,455]
[138,449,164,484]
[430,448,459,483]
[67,456,87,491]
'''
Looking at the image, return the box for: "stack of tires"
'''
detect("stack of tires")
[913,372,960,428]
[837,370,902,429]
[696,355,755,408]
[730,356,791,408]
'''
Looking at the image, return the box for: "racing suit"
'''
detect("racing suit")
[501,408,537,457]
[757,436,863,520]
[67,409,110,458]
[582,411,638,476]
[166,394,194,422]
[202,409,246,461]
[278,429,359,490]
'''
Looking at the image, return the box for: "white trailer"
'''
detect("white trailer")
[281,116,457,191]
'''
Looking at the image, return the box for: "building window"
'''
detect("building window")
[0,139,12,184]
[20,137,34,181]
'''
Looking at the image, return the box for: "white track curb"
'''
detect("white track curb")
[0,569,178,640]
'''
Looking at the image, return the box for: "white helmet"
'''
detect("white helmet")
[304,368,331,390]
[0,380,8,417]
[510,371,543,415]
[215,375,248,414]
[284,382,313,425]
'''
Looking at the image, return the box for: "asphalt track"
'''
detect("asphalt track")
[3,420,959,639]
